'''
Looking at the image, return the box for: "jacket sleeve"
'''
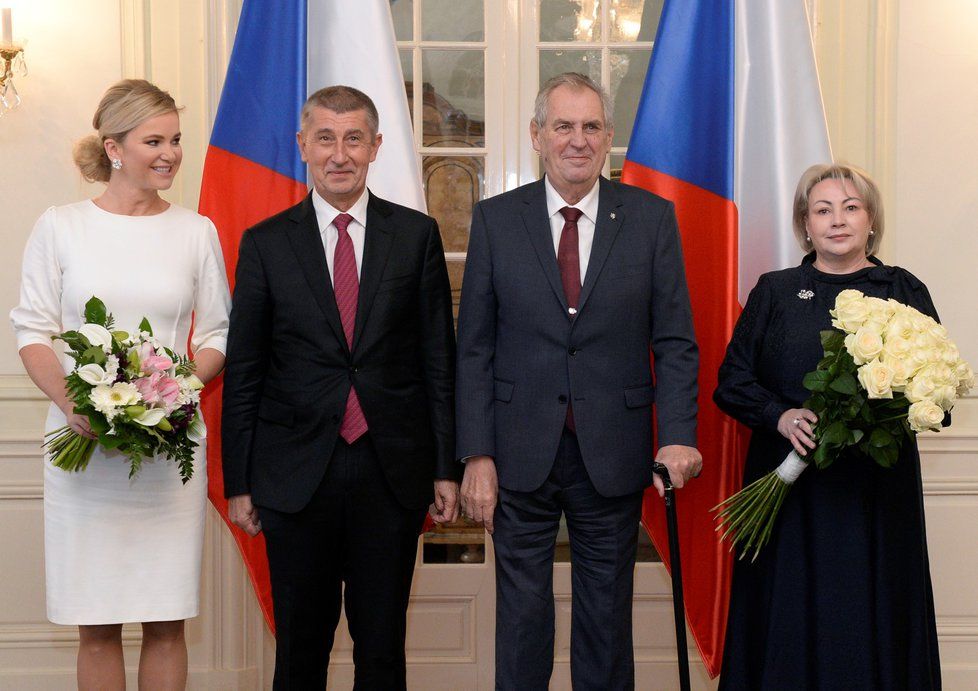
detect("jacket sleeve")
[418,220,461,481]
[454,202,497,460]
[649,202,700,447]
[221,229,271,497]
[714,274,792,431]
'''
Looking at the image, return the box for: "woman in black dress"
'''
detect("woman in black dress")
[715,163,941,689]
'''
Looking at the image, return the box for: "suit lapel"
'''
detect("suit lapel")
[352,191,395,351]
[285,194,349,351]
[578,177,624,312]
[521,180,569,312]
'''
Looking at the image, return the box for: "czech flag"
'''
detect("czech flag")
[198,0,422,632]
[622,0,832,678]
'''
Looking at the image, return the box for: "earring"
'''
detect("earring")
[111,158,122,170]
[869,229,875,235]
[806,235,811,242]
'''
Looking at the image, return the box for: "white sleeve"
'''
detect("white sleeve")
[190,219,231,355]
[9,207,63,352]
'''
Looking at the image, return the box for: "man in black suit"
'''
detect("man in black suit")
[456,73,702,689]
[222,85,459,690]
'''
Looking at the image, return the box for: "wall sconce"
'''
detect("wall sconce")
[1,8,27,116]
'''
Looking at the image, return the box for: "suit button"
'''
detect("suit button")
[568,347,578,356]
[558,395,568,403]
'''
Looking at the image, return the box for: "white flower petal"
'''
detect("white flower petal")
[134,408,167,426]
[78,323,114,352]
[77,363,112,386]
[187,412,207,443]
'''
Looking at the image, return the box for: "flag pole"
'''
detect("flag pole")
[653,461,691,691]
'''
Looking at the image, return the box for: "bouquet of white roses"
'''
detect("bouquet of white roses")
[714,289,974,561]
[44,297,207,483]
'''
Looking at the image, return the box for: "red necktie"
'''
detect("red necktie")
[557,206,583,311]
[557,206,583,431]
[333,213,368,443]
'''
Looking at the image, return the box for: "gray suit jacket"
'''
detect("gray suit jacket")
[455,177,698,497]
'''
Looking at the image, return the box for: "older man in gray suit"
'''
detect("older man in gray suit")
[456,73,702,690]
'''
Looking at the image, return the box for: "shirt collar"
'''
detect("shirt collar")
[311,187,370,232]
[543,175,600,224]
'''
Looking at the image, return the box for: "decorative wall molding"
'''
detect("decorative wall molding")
[119,0,151,79]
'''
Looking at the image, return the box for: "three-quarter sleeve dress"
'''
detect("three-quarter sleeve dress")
[715,254,942,690]
[10,200,231,625]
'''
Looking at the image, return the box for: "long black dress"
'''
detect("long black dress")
[715,254,942,690]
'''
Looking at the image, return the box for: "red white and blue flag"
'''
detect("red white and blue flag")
[622,0,832,677]
[198,0,422,632]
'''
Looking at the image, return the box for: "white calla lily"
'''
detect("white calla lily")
[77,363,114,386]
[134,408,167,426]
[187,412,207,443]
[78,323,114,352]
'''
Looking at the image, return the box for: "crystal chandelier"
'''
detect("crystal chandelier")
[0,8,26,116]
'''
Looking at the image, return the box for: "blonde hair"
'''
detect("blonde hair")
[792,162,884,256]
[73,79,178,183]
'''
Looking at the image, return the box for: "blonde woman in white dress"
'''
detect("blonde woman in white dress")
[9,79,230,690]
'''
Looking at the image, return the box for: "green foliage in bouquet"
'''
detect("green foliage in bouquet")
[802,329,913,470]
[44,297,202,483]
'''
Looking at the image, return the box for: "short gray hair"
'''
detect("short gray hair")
[300,85,379,137]
[533,72,613,129]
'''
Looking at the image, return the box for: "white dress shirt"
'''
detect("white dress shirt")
[312,187,369,284]
[544,175,600,282]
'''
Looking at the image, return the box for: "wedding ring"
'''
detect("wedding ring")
[792,417,800,426]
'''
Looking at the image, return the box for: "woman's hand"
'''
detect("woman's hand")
[778,408,818,457]
[61,403,97,440]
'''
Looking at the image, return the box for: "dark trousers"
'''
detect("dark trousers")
[258,435,426,691]
[493,429,644,691]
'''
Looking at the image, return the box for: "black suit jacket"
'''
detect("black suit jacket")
[456,177,699,496]
[222,191,458,512]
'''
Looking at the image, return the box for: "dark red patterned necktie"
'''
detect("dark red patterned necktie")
[557,206,583,431]
[332,213,368,443]
[557,206,583,311]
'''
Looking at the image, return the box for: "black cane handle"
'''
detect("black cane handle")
[652,461,673,491]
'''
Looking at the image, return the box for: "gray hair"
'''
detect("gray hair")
[300,85,379,137]
[533,72,613,129]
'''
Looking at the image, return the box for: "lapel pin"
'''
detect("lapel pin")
[610,212,616,220]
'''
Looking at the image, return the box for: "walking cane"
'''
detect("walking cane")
[652,462,692,691]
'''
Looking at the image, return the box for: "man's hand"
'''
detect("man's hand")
[229,494,262,536]
[429,480,460,524]
[460,456,498,534]
[652,444,703,498]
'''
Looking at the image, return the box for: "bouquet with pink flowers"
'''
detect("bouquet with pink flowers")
[44,297,206,483]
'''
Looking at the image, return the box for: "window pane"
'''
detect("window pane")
[423,154,485,253]
[610,48,652,148]
[421,50,486,147]
[540,0,602,42]
[610,153,625,182]
[422,0,484,41]
[610,0,662,42]
[422,519,486,564]
[538,49,602,87]
[391,0,414,41]
[400,49,415,125]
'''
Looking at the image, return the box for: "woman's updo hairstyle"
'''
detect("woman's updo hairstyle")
[72,79,178,183]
